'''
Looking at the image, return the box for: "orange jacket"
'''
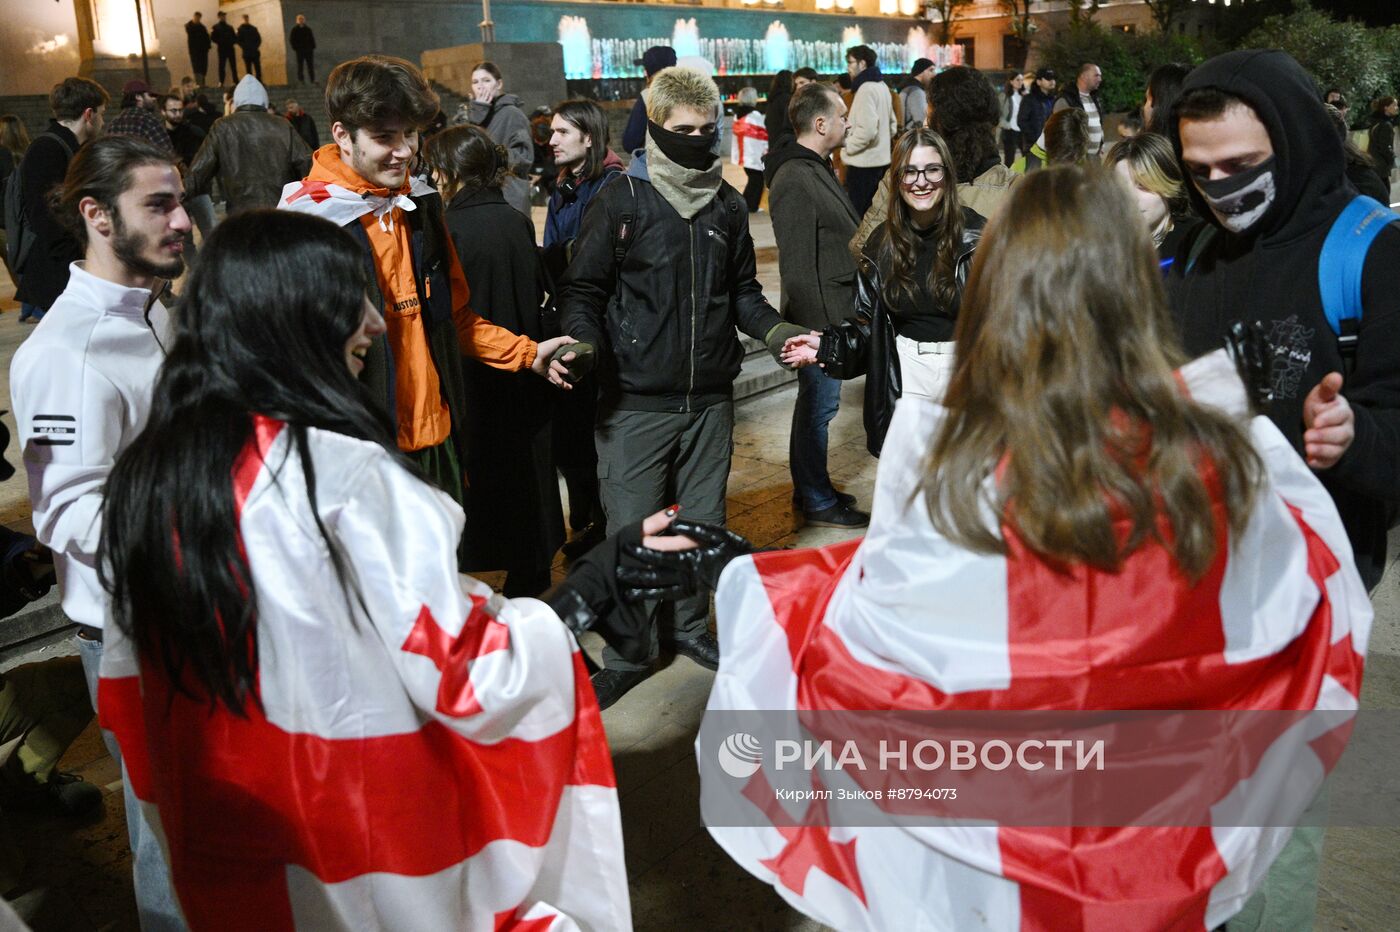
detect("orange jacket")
[306,146,537,452]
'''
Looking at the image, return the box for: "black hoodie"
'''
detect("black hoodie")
[1166,49,1400,589]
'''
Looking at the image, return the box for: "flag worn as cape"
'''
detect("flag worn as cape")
[99,418,631,931]
[701,350,1371,931]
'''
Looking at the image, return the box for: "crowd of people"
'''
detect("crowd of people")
[0,34,1394,931]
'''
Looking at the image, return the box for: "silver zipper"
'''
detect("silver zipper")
[688,220,697,413]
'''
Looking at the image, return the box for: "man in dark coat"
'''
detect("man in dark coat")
[283,99,319,149]
[185,12,211,86]
[1017,67,1058,170]
[236,15,262,82]
[766,82,868,529]
[442,179,566,598]
[211,12,238,84]
[289,14,317,84]
[13,78,108,322]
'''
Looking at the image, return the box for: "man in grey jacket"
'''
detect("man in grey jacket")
[766,83,869,528]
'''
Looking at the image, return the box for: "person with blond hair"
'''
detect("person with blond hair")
[1105,132,1200,262]
[557,65,806,708]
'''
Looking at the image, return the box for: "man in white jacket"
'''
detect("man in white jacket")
[843,44,897,218]
[10,134,190,930]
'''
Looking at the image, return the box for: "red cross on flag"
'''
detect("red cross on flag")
[701,351,1371,930]
[99,417,631,930]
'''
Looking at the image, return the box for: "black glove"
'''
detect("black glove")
[616,518,754,600]
[1224,320,1274,409]
[540,521,658,667]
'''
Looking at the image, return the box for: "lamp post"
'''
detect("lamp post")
[481,0,496,43]
[134,0,150,83]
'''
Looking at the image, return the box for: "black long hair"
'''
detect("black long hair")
[1145,62,1191,137]
[99,210,409,714]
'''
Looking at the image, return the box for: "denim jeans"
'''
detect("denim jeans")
[789,366,843,513]
[76,629,189,930]
[18,303,44,322]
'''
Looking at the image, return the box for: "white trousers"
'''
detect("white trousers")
[895,335,956,402]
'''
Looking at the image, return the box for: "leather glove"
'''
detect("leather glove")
[539,520,658,667]
[616,518,755,600]
[548,341,596,383]
[1223,320,1274,409]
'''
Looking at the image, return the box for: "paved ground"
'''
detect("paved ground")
[0,186,1396,929]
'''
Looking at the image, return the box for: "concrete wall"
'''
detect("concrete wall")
[423,42,568,115]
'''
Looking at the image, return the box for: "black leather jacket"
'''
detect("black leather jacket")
[817,207,984,456]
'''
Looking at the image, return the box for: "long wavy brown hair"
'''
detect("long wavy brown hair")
[924,166,1261,579]
[876,127,963,312]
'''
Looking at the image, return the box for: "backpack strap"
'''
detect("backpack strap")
[613,174,636,266]
[1319,194,1399,366]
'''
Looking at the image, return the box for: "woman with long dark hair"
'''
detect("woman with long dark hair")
[784,127,984,455]
[423,124,564,596]
[94,209,693,929]
[0,114,31,287]
[765,69,796,151]
[1143,62,1191,137]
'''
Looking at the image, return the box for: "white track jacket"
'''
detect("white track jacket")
[10,262,170,629]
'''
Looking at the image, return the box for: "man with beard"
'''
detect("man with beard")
[9,134,190,929]
[161,93,214,245]
[104,80,173,156]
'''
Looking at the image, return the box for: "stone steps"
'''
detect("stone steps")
[736,334,796,403]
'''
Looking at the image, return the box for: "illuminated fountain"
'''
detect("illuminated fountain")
[763,22,792,73]
[672,18,701,59]
[905,25,929,69]
[841,26,864,48]
[558,16,592,80]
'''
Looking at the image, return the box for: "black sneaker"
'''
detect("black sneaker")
[803,502,870,528]
[590,667,648,710]
[792,490,857,510]
[672,633,720,671]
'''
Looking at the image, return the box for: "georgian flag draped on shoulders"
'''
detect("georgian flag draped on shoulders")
[701,350,1372,931]
[98,417,631,931]
[278,174,438,230]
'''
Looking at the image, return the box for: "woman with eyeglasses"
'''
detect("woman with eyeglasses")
[783,127,983,455]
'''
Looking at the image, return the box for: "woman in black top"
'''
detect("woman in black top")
[423,124,565,596]
[783,127,983,455]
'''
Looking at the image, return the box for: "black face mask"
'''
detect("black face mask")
[648,120,718,170]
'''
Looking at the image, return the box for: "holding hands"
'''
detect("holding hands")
[781,331,822,369]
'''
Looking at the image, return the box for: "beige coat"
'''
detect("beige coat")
[848,162,1021,260]
[844,80,898,168]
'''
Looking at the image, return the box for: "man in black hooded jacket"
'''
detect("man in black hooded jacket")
[1165,49,1400,595]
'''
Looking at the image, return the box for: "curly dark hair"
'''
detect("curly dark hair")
[927,66,1000,183]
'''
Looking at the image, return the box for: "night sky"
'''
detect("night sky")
[1311,0,1400,27]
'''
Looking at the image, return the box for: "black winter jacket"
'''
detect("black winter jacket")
[560,160,784,412]
[13,124,79,310]
[1167,49,1400,589]
[818,206,984,456]
[1017,87,1055,145]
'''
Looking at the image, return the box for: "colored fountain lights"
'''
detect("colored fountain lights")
[558,16,958,80]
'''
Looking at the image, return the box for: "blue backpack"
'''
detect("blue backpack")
[1182,194,1399,372]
